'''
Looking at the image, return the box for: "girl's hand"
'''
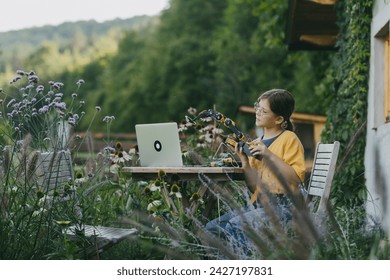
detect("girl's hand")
[234,142,249,168]
[249,140,268,159]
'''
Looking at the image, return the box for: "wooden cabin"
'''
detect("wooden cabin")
[286,0,390,232]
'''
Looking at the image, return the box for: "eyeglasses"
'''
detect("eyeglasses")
[254,102,271,115]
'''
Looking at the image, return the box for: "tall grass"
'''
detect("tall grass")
[1,76,389,260]
[103,110,390,260]
[114,166,389,260]
[0,71,125,259]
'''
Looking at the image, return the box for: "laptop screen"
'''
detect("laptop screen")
[135,122,184,167]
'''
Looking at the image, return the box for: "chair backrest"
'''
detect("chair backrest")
[35,150,138,255]
[37,150,74,193]
[307,141,340,213]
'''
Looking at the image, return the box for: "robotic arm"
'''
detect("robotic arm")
[186,109,261,160]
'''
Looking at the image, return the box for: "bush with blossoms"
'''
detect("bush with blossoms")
[0,70,92,151]
[0,70,115,259]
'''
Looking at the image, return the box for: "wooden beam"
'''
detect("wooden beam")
[306,0,336,5]
[238,105,327,124]
[300,35,337,46]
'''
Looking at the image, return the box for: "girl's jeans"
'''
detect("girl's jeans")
[205,194,292,254]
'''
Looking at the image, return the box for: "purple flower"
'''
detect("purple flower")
[76,79,85,86]
[67,117,76,126]
[103,116,115,122]
[104,146,116,153]
[54,102,66,110]
[38,105,50,114]
[36,85,44,93]
[11,75,22,83]
[7,99,16,108]
[53,82,64,90]
[28,75,39,84]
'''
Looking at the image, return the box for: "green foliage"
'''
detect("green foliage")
[211,0,333,125]
[2,0,334,134]
[321,0,373,208]
[1,0,387,260]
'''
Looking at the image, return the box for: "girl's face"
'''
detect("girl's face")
[255,99,281,128]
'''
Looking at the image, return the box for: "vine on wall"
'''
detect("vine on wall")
[322,0,374,207]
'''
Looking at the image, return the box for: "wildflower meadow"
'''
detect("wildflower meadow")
[0,71,389,260]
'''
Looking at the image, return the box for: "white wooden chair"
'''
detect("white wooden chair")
[306,141,340,214]
[37,150,137,257]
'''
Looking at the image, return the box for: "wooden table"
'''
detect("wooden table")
[121,166,245,182]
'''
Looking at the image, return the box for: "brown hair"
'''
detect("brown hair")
[258,89,295,131]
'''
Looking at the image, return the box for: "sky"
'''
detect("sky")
[0,0,170,32]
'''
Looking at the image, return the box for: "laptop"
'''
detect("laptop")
[135,122,184,167]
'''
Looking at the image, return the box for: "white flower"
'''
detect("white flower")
[197,143,207,148]
[149,184,161,192]
[170,192,182,198]
[212,127,224,134]
[75,177,88,184]
[178,124,188,132]
[112,151,131,163]
[199,132,213,143]
[32,208,47,217]
[147,200,162,211]
[169,184,182,198]
[187,107,197,115]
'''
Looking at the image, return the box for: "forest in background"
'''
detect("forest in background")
[0,15,157,79]
[0,0,334,134]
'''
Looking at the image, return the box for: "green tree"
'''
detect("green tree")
[103,0,228,132]
[24,0,333,136]
[212,0,333,124]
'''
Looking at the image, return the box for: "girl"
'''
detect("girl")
[240,88,306,204]
[205,89,306,253]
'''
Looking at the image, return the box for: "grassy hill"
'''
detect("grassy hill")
[0,16,157,77]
